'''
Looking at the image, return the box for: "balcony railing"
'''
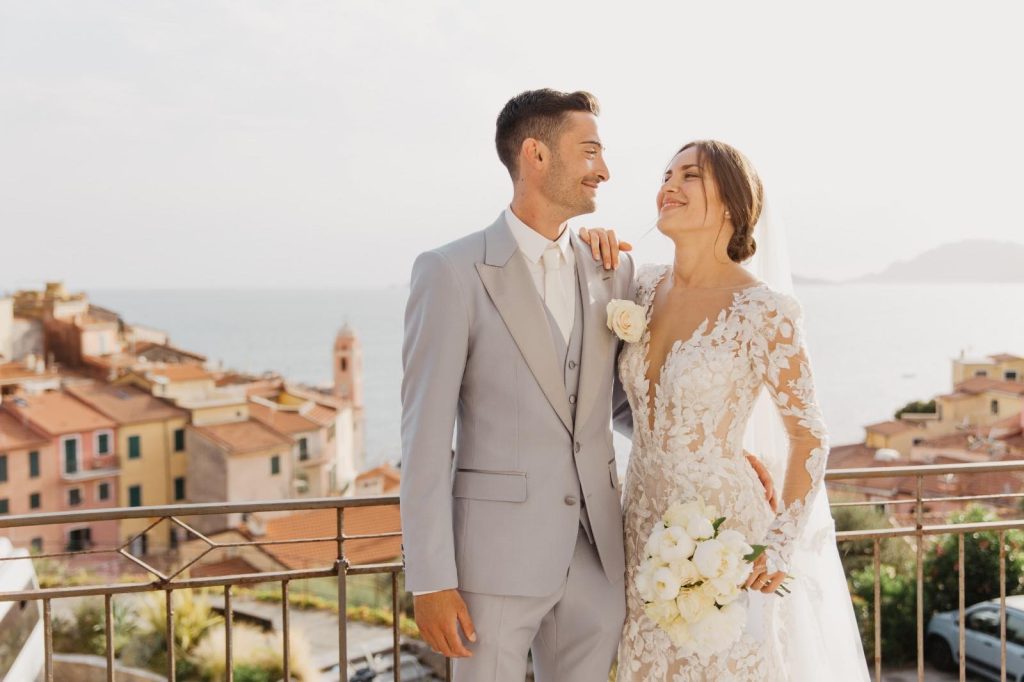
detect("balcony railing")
[1,461,1023,682]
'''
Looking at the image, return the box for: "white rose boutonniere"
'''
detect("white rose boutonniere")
[606,299,647,343]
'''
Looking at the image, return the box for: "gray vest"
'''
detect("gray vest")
[541,266,593,541]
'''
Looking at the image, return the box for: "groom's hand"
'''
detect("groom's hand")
[744,451,779,512]
[413,589,477,658]
[578,227,632,270]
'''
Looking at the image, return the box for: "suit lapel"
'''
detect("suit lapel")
[572,234,615,431]
[476,216,573,434]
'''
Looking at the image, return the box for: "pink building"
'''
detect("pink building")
[2,391,121,552]
[0,410,61,554]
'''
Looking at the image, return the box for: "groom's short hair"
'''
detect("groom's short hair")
[495,89,600,177]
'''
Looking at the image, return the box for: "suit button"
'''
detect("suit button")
[568,360,577,370]
[574,442,581,453]
[564,495,578,506]
[569,394,577,405]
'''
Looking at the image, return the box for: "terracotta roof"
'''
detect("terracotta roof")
[189,556,263,578]
[261,504,402,569]
[0,361,58,383]
[65,381,186,425]
[147,365,213,382]
[133,341,207,362]
[0,409,49,450]
[956,376,1024,396]
[284,385,347,409]
[356,464,401,491]
[991,354,1024,363]
[827,443,882,469]
[865,420,921,436]
[937,391,974,402]
[248,401,320,436]
[82,353,139,371]
[304,404,338,427]
[190,419,292,454]
[4,390,116,435]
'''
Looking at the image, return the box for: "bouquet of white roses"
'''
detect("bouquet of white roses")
[635,498,772,660]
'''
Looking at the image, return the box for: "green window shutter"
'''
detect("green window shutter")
[29,451,40,478]
[174,477,186,501]
[29,492,41,509]
[174,429,186,452]
[97,433,109,454]
[64,439,78,474]
[271,455,280,475]
[129,485,142,507]
[0,454,7,482]
[128,436,141,460]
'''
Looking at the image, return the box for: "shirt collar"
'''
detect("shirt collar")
[504,206,573,265]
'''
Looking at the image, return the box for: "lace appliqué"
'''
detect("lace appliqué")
[616,264,829,681]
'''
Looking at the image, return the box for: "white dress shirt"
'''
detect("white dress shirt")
[412,209,578,597]
[503,206,577,341]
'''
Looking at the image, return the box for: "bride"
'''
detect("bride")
[582,140,869,681]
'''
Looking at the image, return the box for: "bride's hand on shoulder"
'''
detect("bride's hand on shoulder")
[578,227,632,270]
[744,553,788,595]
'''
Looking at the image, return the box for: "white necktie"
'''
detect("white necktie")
[542,247,572,343]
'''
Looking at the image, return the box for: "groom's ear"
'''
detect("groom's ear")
[521,137,548,169]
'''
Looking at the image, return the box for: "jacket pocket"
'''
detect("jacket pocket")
[453,469,528,502]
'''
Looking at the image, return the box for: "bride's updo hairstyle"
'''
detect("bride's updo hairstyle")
[678,140,764,263]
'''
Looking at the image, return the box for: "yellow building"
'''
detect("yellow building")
[952,353,1024,385]
[864,420,927,456]
[66,381,189,555]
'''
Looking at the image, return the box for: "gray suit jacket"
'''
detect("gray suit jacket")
[400,213,635,597]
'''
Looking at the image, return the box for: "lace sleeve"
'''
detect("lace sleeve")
[752,292,829,575]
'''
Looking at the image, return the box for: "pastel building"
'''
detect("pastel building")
[65,381,189,555]
[186,419,295,533]
[0,411,59,553]
[1,391,121,551]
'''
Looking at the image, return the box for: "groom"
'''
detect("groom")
[400,89,773,681]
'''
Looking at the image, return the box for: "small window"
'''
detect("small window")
[991,399,1000,416]
[0,454,7,482]
[63,438,79,474]
[271,455,281,476]
[67,527,92,552]
[0,498,8,515]
[97,482,110,501]
[174,428,186,452]
[966,608,1000,637]
[128,435,141,460]
[96,432,111,455]
[128,485,142,507]
[29,451,40,478]
[29,492,41,509]
[298,437,309,461]
[1007,371,1019,381]
[31,537,43,553]
[975,370,988,377]
[340,357,348,372]
[174,477,186,501]
[68,488,82,506]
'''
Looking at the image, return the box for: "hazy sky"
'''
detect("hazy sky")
[2,1,1022,290]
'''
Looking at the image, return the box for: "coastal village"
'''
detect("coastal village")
[2,282,1023,568]
[2,281,1023,680]
[0,282,402,579]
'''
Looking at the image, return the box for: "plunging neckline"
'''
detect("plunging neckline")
[639,266,764,434]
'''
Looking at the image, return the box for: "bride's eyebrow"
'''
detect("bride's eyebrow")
[664,164,701,177]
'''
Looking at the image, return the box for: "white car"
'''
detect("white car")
[926,596,1024,681]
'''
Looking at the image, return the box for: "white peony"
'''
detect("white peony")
[606,299,646,343]
[668,557,702,587]
[652,567,682,601]
[692,538,729,580]
[676,584,716,623]
[654,525,697,563]
[685,514,716,541]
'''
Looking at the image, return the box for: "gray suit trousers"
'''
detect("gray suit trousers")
[453,528,626,682]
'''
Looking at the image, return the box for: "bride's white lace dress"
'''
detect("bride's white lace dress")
[616,263,830,681]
